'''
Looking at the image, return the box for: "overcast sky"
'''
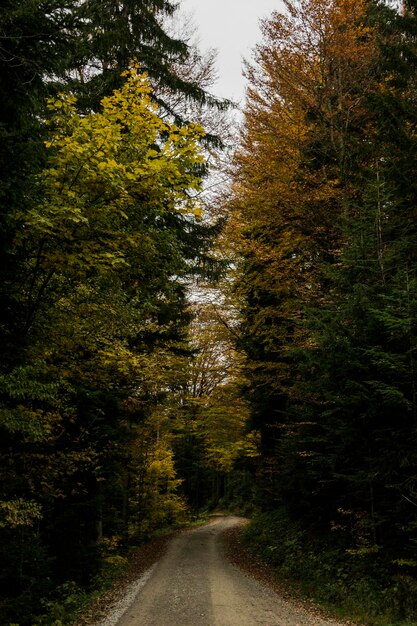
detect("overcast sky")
[179,0,285,104]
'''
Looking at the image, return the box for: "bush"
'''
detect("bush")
[243,509,417,625]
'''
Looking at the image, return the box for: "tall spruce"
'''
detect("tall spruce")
[0,1,77,361]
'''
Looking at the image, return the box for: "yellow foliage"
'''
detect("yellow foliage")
[21,63,206,276]
[0,499,43,528]
[127,412,188,534]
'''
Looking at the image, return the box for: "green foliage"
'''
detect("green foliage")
[128,411,189,538]
[0,0,76,364]
[0,499,42,529]
[171,301,260,512]
[0,57,217,625]
[231,0,417,621]
[0,1,229,623]
[34,582,90,626]
[70,0,224,112]
[244,510,417,624]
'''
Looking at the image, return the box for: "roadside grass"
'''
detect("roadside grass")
[242,510,417,626]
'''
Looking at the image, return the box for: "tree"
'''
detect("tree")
[171,299,259,511]
[232,0,417,599]
[70,0,225,112]
[0,2,230,621]
[230,0,375,463]
[0,65,212,624]
[0,0,78,362]
[0,0,228,359]
[297,0,417,557]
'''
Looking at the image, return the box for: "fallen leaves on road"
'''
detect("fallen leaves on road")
[222,522,359,626]
[75,533,175,626]
[222,522,293,599]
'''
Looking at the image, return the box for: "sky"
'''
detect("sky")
[179,0,285,104]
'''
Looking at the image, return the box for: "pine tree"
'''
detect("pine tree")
[0,0,77,362]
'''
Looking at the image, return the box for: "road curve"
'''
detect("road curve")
[115,516,345,626]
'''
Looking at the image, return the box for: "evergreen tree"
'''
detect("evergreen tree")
[232,0,417,583]
[0,3,227,622]
[0,0,77,361]
[230,0,375,505]
[70,0,225,112]
[298,0,417,556]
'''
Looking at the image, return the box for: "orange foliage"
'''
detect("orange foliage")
[228,0,379,390]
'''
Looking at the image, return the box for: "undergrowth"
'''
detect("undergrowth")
[243,509,417,626]
[25,514,205,626]
[31,555,128,626]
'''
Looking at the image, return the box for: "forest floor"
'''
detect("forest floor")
[77,515,359,626]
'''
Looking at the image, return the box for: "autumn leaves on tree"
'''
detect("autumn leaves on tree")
[2,0,417,624]
[0,3,238,623]
[231,0,417,612]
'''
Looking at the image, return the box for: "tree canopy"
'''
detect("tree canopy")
[3,0,417,624]
[229,0,417,617]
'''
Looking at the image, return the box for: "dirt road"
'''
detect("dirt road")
[110,516,347,626]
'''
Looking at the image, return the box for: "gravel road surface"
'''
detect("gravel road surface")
[113,516,347,626]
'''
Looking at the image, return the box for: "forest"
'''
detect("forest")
[1,0,417,624]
